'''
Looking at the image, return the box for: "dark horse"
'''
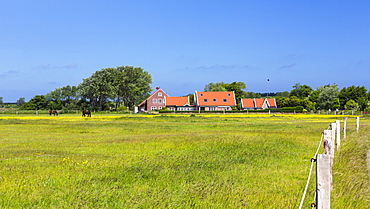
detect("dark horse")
[82,110,91,117]
[49,110,58,116]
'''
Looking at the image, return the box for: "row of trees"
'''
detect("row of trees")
[267,83,369,111]
[0,97,26,108]
[203,82,370,111]
[9,70,370,112]
[20,66,152,111]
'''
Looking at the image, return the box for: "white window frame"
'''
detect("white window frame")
[151,106,157,110]
[153,99,157,103]
[158,92,162,96]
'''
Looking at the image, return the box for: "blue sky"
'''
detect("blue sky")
[1,1,370,102]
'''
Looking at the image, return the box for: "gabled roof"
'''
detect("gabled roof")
[241,98,277,109]
[137,87,169,106]
[166,96,189,106]
[254,98,265,108]
[267,98,277,107]
[195,91,236,106]
[241,98,255,108]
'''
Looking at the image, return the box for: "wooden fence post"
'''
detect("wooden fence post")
[316,154,331,209]
[331,122,337,147]
[336,120,341,151]
[324,130,334,163]
[356,117,360,133]
[343,117,348,139]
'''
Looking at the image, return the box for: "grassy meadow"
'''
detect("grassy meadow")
[0,114,368,208]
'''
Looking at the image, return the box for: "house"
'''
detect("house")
[166,97,196,111]
[194,91,236,111]
[136,87,169,112]
[240,98,277,110]
[135,87,194,113]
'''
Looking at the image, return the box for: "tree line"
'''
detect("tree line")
[2,69,370,112]
[18,66,152,111]
[202,82,370,112]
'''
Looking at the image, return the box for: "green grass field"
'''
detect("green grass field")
[0,114,368,208]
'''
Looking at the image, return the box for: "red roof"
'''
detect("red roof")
[166,97,189,106]
[241,99,255,108]
[267,98,277,107]
[241,98,277,109]
[254,98,265,108]
[195,91,236,106]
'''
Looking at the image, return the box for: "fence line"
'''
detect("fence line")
[298,132,325,209]
[300,117,360,208]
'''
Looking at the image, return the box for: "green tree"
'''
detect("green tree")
[288,96,303,107]
[339,85,368,109]
[116,66,152,110]
[357,97,369,111]
[244,92,262,98]
[17,98,26,107]
[290,83,313,99]
[332,98,340,110]
[187,94,194,105]
[204,82,227,92]
[20,95,48,110]
[317,84,339,110]
[225,82,247,107]
[45,85,79,110]
[78,68,118,110]
[275,97,289,107]
[276,91,290,97]
[345,100,359,111]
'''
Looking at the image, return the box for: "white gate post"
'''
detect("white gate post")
[343,117,348,139]
[356,117,360,133]
[316,154,331,209]
[336,120,341,151]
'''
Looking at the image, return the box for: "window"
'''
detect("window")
[200,94,204,96]
[204,99,208,102]
[210,107,216,111]
[213,99,217,102]
[151,106,157,110]
[158,99,162,103]
[228,94,231,96]
[153,99,157,103]
[223,99,228,102]
[159,106,163,110]
[158,92,162,96]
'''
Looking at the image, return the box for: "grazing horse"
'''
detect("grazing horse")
[82,110,91,117]
[49,110,58,116]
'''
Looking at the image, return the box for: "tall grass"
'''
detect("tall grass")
[0,114,367,208]
[332,121,370,208]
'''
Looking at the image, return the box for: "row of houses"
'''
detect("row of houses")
[135,87,277,113]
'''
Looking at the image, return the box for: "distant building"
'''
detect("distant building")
[136,87,168,112]
[240,98,277,110]
[136,87,276,113]
[135,87,195,113]
[166,96,195,111]
[194,91,236,111]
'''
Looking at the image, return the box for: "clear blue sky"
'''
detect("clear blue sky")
[1,1,370,102]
